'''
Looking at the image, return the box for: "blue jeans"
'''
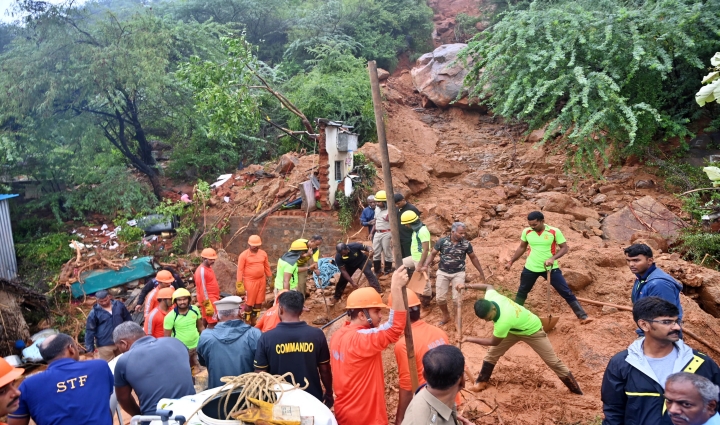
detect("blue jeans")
[514,268,578,307]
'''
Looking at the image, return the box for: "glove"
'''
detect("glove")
[202,299,215,316]
[236,280,246,295]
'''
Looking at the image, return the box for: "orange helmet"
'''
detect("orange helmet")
[155,270,174,284]
[346,288,388,309]
[387,290,421,307]
[248,235,262,246]
[0,357,23,388]
[201,248,218,260]
[157,287,175,300]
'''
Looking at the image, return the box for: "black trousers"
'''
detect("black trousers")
[515,267,578,306]
[334,256,381,299]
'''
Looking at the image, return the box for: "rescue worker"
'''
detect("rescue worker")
[391,290,460,425]
[254,291,333,407]
[329,242,381,306]
[296,235,322,298]
[664,373,720,425]
[461,282,584,395]
[371,190,394,275]
[140,270,175,319]
[237,235,272,326]
[274,239,313,292]
[197,296,261,388]
[8,334,114,425]
[424,221,486,325]
[143,287,174,339]
[505,211,592,323]
[256,290,289,333]
[399,209,431,304]
[401,345,473,425]
[361,195,376,239]
[134,266,185,314]
[330,266,410,425]
[195,247,220,329]
[395,193,421,260]
[601,297,720,425]
[0,356,23,423]
[84,289,132,361]
[625,243,683,335]
[164,288,204,372]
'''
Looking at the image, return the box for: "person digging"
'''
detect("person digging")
[505,211,592,324]
[399,210,431,311]
[460,282,583,395]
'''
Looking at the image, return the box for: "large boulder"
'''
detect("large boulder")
[411,44,470,108]
[534,192,600,221]
[211,250,240,296]
[563,269,594,292]
[358,142,405,168]
[464,172,500,188]
[602,196,686,243]
[430,158,468,178]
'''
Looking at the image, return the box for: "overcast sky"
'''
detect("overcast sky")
[0,0,88,23]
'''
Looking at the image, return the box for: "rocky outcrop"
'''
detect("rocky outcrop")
[534,192,600,221]
[602,196,686,242]
[358,142,406,168]
[411,44,471,108]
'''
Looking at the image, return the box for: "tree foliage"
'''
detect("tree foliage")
[460,0,720,173]
[696,53,720,107]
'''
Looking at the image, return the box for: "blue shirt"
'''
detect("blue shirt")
[360,206,375,227]
[704,413,720,425]
[9,358,113,425]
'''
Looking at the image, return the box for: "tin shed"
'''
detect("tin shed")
[0,194,18,280]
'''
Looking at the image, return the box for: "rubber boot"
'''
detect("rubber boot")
[438,303,451,325]
[373,260,382,275]
[569,300,594,324]
[251,309,261,327]
[469,361,495,392]
[514,295,527,306]
[559,372,584,395]
[244,311,252,323]
[384,262,394,274]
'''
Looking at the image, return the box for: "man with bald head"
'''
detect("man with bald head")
[665,372,720,425]
[8,334,114,425]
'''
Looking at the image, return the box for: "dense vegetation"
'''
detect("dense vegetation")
[460,0,720,173]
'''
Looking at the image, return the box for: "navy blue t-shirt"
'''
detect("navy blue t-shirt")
[9,358,113,425]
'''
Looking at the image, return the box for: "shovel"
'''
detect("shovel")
[540,268,560,332]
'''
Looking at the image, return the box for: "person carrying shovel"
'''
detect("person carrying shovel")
[459,282,584,395]
[505,211,592,323]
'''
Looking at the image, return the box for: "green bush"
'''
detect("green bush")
[459,0,720,174]
[16,232,78,284]
[677,231,720,268]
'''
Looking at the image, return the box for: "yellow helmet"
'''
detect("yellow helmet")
[290,239,309,251]
[401,210,419,225]
[172,288,192,303]
[374,190,387,202]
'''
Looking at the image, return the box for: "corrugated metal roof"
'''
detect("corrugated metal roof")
[0,198,17,280]
[0,194,19,201]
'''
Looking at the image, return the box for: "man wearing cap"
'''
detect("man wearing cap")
[134,267,185,314]
[361,195,376,239]
[0,357,23,424]
[391,290,459,425]
[164,288,204,371]
[237,235,272,326]
[144,287,174,339]
[395,193,421,261]
[400,210,432,315]
[8,333,114,425]
[84,290,132,362]
[296,235,323,298]
[274,240,313,293]
[256,290,289,332]
[113,322,195,418]
[329,242,381,307]
[197,296,261,388]
[195,248,221,329]
[330,266,410,425]
[254,291,333,406]
[371,190,394,275]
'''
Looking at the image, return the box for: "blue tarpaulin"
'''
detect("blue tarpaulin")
[70,256,156,298]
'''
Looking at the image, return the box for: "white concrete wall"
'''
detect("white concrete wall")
[325,126,354,206]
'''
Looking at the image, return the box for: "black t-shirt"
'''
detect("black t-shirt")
[398,203,421,244]
[253,321,330,400]
[334,242,368,270]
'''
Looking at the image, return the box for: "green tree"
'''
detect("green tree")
[460,0,720,173]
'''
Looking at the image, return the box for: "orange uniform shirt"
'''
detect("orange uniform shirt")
[330,310,407,425]
[144,286,160,318]
[255,304,281,333]
[144,307,169,338]
[394,320,461,405]
[237,248,272,283]
[195,264,221,322]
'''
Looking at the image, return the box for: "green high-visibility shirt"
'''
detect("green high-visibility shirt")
[274,258,299,290]
[485,289,542,338]
[410,226,431,262]
[520,225,566,273]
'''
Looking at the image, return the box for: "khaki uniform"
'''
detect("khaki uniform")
[401,387,460,425]
[373,207,393,262]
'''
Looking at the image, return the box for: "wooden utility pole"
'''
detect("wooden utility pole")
[368,60,420,393]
